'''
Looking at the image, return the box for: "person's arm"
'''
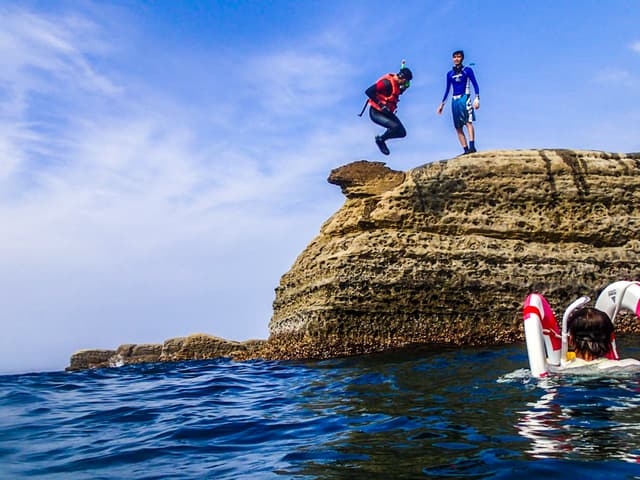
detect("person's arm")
[365,84,378,101]
[437,73,451,114]
[466,67,479,95]
[365,79,392,110]
[467,67,480,109]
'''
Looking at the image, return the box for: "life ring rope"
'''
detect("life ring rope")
[542,328,561,339]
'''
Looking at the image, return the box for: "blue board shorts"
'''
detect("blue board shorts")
[452,94,475,129]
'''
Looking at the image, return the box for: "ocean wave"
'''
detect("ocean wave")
[2,341,640,478]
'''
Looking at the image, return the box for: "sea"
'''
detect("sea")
[3,338,640,479]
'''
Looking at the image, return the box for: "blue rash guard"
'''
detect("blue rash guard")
[441,65,480,129]
[441,65,479,102]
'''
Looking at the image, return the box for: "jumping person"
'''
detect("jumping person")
[437,50,480,155]
[364,65,413,155]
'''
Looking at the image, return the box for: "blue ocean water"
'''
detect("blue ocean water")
[3,340,640,479]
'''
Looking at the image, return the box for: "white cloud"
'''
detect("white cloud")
[0,7,121,186]
[246,50,351,116]
[632,41,640,54]
[592,68,634,87]
[0,6,358,373]
[0,9,118,94]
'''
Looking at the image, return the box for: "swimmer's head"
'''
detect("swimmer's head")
[568,307,614,360]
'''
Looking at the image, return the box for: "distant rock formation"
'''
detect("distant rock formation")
[265,149,640,360]
[66,334,265,371]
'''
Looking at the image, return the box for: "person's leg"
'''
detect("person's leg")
[382,115,406,141]
[456,127,468,150]
[465,95,477,152]
[375,136,390,155]
[452,97,469,153]
[369,108,406,140]
[369,108,405,155]
[466,122,476,152]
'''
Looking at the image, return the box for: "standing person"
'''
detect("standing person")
[437,50,480,155]
[364,65,413,156]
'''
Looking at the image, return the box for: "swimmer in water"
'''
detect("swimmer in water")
[562,307,640,371]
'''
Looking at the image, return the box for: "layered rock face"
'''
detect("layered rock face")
[67,335,264,371]
[267,150,640,359]
[67,149,640,371]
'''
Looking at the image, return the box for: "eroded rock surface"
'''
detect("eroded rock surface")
[267,149,640,359]
[67,149,640,370]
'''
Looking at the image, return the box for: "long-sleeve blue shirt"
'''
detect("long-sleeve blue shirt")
[441,66,479,103]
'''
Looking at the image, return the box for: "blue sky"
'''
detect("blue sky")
[1,0,638,374]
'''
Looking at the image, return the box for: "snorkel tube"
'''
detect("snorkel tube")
[400,59,410,89]
[560,296,590,366]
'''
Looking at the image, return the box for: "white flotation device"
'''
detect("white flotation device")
[523,281,640,378]
[522,293,566,378]
[594,281,640,323]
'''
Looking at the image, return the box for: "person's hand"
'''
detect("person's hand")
[437,103,444,115]
[473,97,480,110]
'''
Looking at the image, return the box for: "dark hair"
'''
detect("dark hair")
[452,50,464,58]
[398,67,413,81]
[568,307,614,359]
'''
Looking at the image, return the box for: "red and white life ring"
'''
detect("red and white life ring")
[523,293,563,378]
[523,281,640,378]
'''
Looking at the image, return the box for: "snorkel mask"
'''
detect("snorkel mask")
[399,59,412,90]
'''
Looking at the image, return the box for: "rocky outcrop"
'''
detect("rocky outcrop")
[67,149,640,370]
[266,149,640,360]
[66,334,265,371]
[67,349,116,371]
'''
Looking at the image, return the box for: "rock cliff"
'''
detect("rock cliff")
[67,149,640,371]
[265,149,640,360]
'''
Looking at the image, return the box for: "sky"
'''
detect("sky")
[1,0,639,374]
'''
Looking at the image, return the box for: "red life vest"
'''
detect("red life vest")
[368,74,402,113]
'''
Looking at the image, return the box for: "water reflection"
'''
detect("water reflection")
[280,345,529,479]
[280,340,640,478]
[516,376,640,463]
